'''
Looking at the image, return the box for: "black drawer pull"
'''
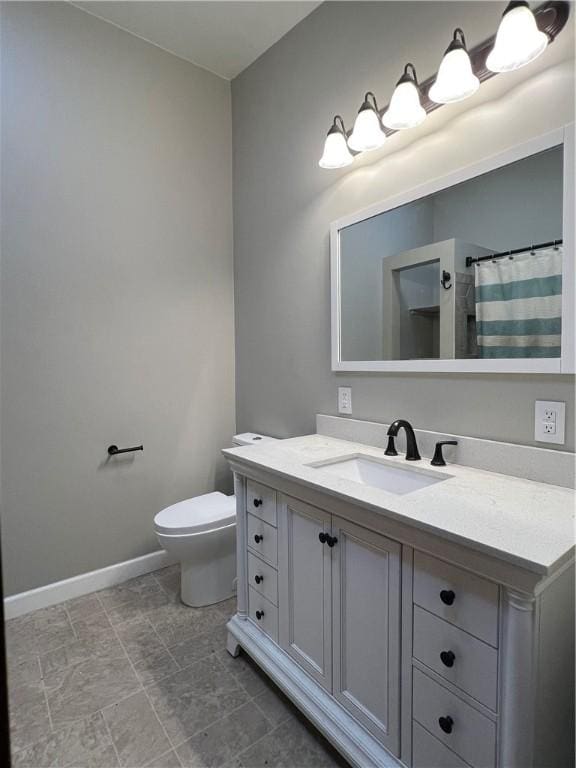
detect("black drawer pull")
[440,589,455,606]
[255,610,264,620]
[254,575,263,584]
[319,532,327,544]
[254,534,263,544]
[438,716,454,734]
[440,650,455,668]
[327,535,338,548]
[253,498,263,507]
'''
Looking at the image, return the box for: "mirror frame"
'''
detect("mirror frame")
[331,124,575,374]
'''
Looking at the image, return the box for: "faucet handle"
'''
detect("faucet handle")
[431,441,458,467]
[384,435,398,456]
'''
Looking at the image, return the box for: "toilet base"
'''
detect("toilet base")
[156,522,237,608]
[180,544,236,607]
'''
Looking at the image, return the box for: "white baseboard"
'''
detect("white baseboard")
[4,549,178,620]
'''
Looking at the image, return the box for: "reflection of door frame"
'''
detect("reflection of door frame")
[382,241,454,360]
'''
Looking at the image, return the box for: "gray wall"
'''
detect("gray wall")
[1,3,235,595]
[232,1,575,449]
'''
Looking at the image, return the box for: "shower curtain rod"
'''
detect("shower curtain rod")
[466,239,563,268]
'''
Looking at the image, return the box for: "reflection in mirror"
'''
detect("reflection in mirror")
[339,145,563,361]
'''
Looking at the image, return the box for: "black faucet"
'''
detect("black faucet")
[386,420,421,461]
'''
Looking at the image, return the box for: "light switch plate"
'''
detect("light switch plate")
[338,386,352,415]
[534,400,565,444]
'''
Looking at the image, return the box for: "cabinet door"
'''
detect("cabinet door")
[332,516,401,755]
[278,495,332,690]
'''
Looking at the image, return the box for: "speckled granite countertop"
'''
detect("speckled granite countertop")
[223,434,575,577]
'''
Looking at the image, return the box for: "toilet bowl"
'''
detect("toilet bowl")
[154,433,276,607]
[155,492,236,607]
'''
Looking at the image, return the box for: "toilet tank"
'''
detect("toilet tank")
[232,432,278,447]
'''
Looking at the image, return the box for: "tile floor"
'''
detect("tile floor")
[6,565,349,768]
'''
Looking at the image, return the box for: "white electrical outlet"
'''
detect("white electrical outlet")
[534,400,565,444]
[338,386,352,415]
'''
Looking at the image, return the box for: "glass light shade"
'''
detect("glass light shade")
[486,3,548,73]
[348,107,386,152]
[429,47,480,104]
[319,129,353,169]
[382,80,426,130]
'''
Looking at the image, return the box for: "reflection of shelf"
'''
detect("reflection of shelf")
[408,304,439,316]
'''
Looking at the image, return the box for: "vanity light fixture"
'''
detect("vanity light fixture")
[487,1,549,73]
[319,115,354,169]
[348,92,387,152]
[318,1,569,169]
[382,64,426,130]
[429,28,480,104]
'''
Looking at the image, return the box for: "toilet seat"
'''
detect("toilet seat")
[154,492,236,536]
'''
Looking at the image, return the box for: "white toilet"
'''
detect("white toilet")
[154,433,276,607]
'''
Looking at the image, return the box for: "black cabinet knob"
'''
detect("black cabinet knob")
[438,716,454,734]
[254,534,263,544]
[327,535,338,548]
[440,589,455,606]
[253,498,263,507]
[319,532,328,544]
[254,574,263,584]
[440,650,456,668]
[255,610,264,621]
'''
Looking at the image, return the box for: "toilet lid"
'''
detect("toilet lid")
[154,492,236,536]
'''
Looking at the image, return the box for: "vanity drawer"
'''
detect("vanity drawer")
[413,606,498,711]
[246,480,277,527]
[413,668,496,768]
[413,721,472,768]
[247,513,277,567]
[248,551,278,605]
[413,551,499,647]
[248,586,278,643]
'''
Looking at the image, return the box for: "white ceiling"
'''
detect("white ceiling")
[73,1,321,80]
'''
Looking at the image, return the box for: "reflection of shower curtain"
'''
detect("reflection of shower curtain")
[475,247,562,358]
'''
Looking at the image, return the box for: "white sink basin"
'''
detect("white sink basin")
[309,454,448,495]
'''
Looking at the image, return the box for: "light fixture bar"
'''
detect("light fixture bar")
[338,0,570,145]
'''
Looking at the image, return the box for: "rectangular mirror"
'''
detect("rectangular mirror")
[331,126,574,373]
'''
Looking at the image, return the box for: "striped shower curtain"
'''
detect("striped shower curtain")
[475,247,562,358]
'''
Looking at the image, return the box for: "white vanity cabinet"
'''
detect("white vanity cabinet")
[226,470,575,768]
